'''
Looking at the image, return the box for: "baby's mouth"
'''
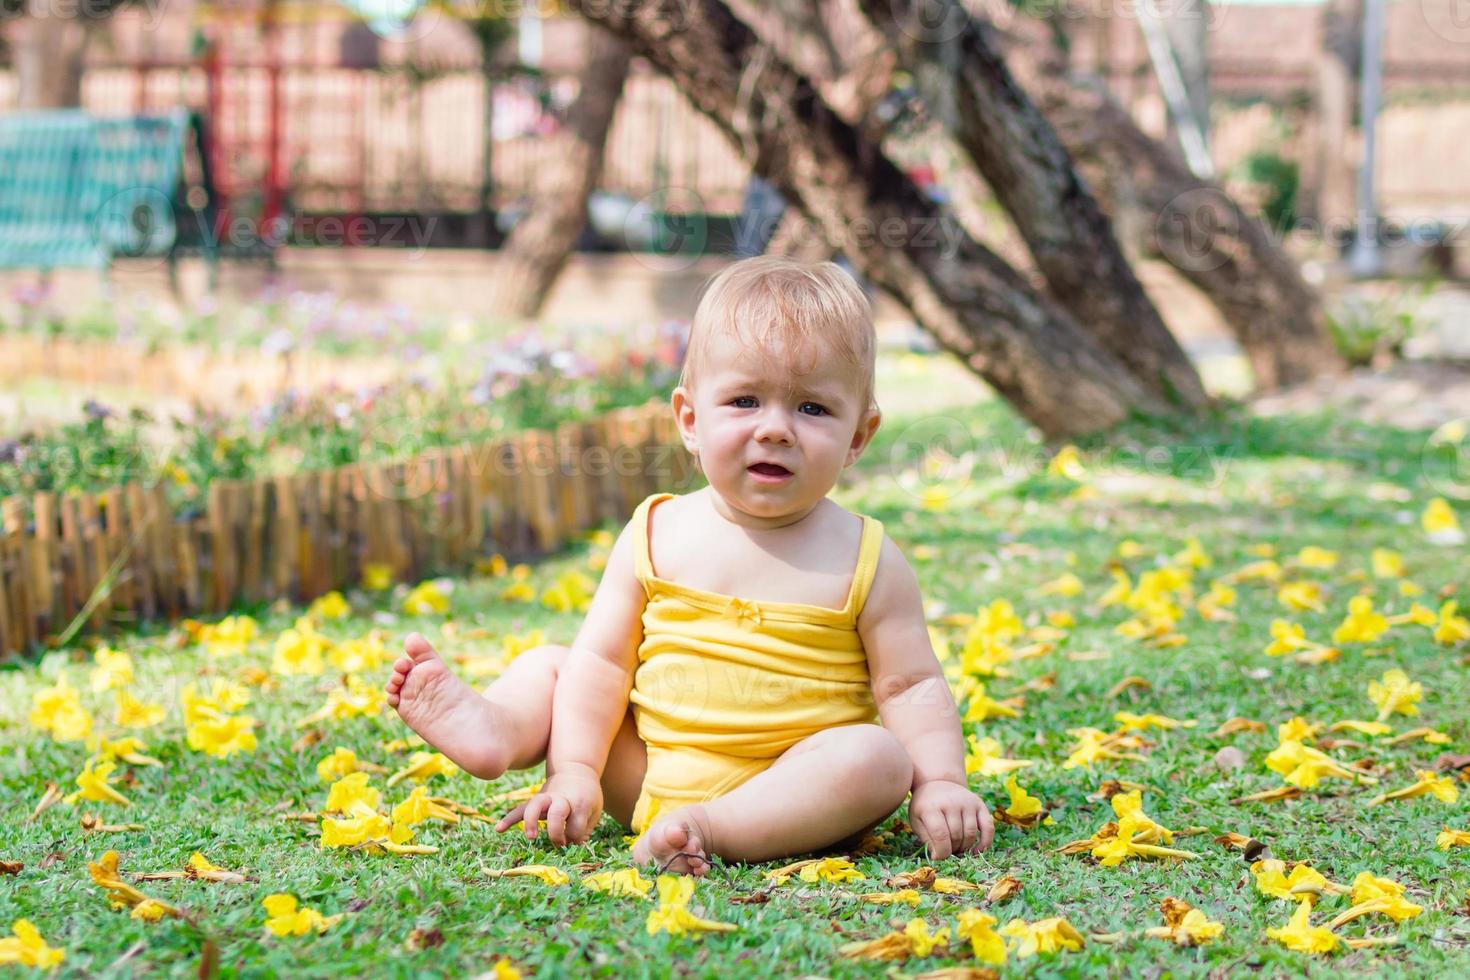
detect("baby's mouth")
[748,462,792,478]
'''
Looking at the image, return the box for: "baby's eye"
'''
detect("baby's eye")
[799,402,829,416]
[731,396,757,409]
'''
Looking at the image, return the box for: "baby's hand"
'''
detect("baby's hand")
[494,768,604,847]
[909,779,994,859]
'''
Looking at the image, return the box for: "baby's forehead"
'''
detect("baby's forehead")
[704,331,862,392]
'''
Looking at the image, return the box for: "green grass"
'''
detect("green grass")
[2,393,1469,977]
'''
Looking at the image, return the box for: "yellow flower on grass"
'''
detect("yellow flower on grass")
[1113,711,1196,732]
[1252,859,1337,902]
[541,570,596,613]
[956,909,1006,965]
[1230,559,1282,583]
[484,865,570,886]
[961,681,1021,722]
[1278,717,1322,743]
[644,875,737,936]
[185,712,257,757]
[1422,497,1462,541]
[87,851,178,916]
[1295,546,1339,569]
[1327,873,1423,926]
[391,786,460,827]
[1278,581,1326,613]
[387,752,459,787]
[1371,548,1404,579]
[857,890,922,906]
[1061,728,1146,770]
[65,759,131,807]
[329,632,390,674]
[582,867,653,900]
[114,690,165,729]
[476,553,509,578]
[1368,770,1459,806]
[1174,538,1212,569]
[499,581,536,603]
[320,801,425,854]
[298,675,386,725]
[1144,898,1224,946]
[1333,596,1389,644]
[0,919,65,968]
[317,747,364,783]
[1264,740,1370,789]
[89,647,134,693]
[1047,445,1086,479]
[181,679,250,724]
[1000,775,1046,825]
[29,674,92,742]
[325,773,382,814]
[797,858,864,884]
[1434,601,1470,646]
[965,736,1034,777]
[1265,900,1338,954]
[999,917,1085,958]
[262,894,342,937]
[1437,828,1470,850]
[1368,668,1422,721]
[308,591,351,620]
[362,563,393,592]
[1040,573,1083,597]
[196,615,259,656]
[1328,720,1392,737]
[272,623,329,677]
[404,581,450,616]
[88,736,161,768]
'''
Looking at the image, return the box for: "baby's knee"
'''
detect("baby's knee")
[841,725,913,801]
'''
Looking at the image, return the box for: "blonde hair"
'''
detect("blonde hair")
[680,256,877,413]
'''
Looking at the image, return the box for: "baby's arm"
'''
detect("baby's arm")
[495,521,645,846]
[859,536,994,858]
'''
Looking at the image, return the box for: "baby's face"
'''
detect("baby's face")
[674,329,877,521]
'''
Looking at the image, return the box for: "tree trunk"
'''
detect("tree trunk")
[862,0,1208,409]
[569,0,1165,438]
[1313,0,1363,228]
[13,8,92,109]
[491,28,633,319]
[1041,75,1344,389]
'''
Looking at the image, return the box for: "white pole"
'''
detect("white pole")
[1349,0,1385,278]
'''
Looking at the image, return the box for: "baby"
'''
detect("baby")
[385,256,991,874]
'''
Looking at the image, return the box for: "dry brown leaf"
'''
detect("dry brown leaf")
[729,890,773,905]
[404,927,444,951]
[1434,753,1470,772]
[1211,717,1266,737]
[0,860,21,876]
[39,851,65,869]
[915,969,999,980]
[1021,672,1058,692]
[1159,896,1193,927]
[886,867,937,890]
[986,875,1022,903]
[80,814,145,833]
[291,729,325,753]
[1231,785,1302,804]
[838,933,916,961]
[1106,675,1152,699]
[30,782,62,821]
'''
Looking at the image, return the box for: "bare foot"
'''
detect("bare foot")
[385,632,511,780]
[632,805,714,877]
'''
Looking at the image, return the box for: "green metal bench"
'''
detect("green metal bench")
[0,109,205,270]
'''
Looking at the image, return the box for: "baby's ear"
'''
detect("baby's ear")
[671,386,699,455]
[846,407,882,466]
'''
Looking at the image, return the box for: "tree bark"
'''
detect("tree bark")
[13,7,92,109]
[569,0,1165,438]
[1041,75,1344,389]
[861,0,1208,409]
[491,28,633,319]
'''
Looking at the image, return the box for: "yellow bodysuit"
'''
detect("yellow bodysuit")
[628,491,883,833]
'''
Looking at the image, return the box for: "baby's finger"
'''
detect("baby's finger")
[494,803,528,833]
[941,808,964,860]
[976,803,996,851]
[546,797,572,847]
[960,807,979,855]
[521,796,550,841]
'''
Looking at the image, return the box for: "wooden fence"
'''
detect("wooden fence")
[0,401,694,661]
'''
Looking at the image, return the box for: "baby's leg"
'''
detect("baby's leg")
[386,633,566,778]
[632,724,911,873]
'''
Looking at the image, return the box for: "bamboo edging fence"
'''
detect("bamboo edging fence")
[0,402,695,661]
